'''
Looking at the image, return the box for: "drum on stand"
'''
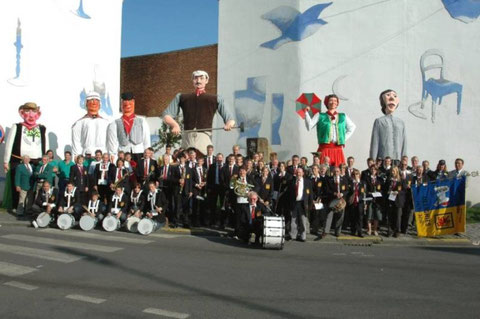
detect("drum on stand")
[79,215,98,231]
[57,213,76,230]
[36,212,53,228]
[126,216,141,233]
[262,216,285,249]
[137,218,161,235]
[102,215,121,232]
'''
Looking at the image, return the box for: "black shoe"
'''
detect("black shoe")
[386,231,391,237]
[297,238,306,242]
[394,232,399,238]
[358,233,364,238]
[285,235,292,241]
[334,232,339,237]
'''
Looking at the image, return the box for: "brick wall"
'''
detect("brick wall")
[120,44,218,117]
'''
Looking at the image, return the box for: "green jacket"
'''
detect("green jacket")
[316,113,346,145]
[33,163,54,187]
[15,164,33,191]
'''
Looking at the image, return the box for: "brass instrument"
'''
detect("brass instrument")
[231,176,255,197]
[111,171,131,191]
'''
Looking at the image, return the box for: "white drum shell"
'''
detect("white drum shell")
[102,215,120,232]
[57,214,76,230]
[137,218,160,235]
[36,212,52,228]
[79,215,98,231]
[126,216,141,233]
[262,216,285,249]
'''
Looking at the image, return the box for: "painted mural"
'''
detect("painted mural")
[7,18,26,87]
[261,2,332,50]
[442,0,480,23]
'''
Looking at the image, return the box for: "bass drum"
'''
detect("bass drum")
[79,215,98,231]
[262,216,285,250]
[137,218,161,236]
[126,216,141,233]
[36,212,53,228]
[57,213,76,230]
[102,215,120,232]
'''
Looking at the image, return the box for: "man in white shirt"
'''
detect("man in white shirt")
[72,91,109,158]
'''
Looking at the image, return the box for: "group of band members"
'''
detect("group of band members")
[14,144,467,241]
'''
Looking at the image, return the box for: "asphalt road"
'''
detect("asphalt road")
[0,225,479,319]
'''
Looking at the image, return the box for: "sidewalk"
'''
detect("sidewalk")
[0,210,478,246]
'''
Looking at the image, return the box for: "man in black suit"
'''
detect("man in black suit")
[207,153,224,228]
[287,167,313,242]
[221,154,239,229]
[31,181,58,226]
[237,191,269,244]
[286,155,301,176]
[204,144,216,171]
[159,154,181,227]
[135,147,158,190]
[58,181,82,220]
[324,166,350,237]
[70,155,89,205]
[177,153,193,227]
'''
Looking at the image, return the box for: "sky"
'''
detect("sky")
[121,0,219,57]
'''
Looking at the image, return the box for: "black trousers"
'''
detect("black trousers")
[387,203,402,233]
[208,184,225,226]
[349,203,364,235]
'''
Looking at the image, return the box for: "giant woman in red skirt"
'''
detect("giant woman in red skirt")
[305,94,356,167]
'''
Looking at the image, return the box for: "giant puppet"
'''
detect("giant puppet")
[162,70,235,155]
[107,92,151,162]
[305,94,356,167]
[370,89,407,163]
[3,102,49,208]
[72,92,109,157]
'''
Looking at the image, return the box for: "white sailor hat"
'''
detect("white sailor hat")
[86,91,101,101]
[192,70,209,79]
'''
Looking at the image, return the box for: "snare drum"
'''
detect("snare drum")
[36,212,53,228]
[262,216,285,249]
[79,215,98,231]
[57,213,76,230]
[126,216,141,233]
[137,218,161,235]
[102,215,121,232]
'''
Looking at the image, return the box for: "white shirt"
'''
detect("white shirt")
[4,124,49,163]
[305,112,356,143]
[106,116,151,156]
[72,115,109,157]
[296,178,304,201]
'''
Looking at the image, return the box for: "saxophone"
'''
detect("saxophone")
[111,170,131,191]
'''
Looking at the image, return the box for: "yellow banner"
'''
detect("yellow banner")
[415,205,466,237]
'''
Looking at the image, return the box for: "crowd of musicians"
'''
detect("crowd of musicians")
[13,143,467,243]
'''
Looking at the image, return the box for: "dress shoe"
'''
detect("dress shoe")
[297,238,306,242]
[358,233,364,238]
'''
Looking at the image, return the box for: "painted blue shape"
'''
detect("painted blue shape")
[79,90,87,110]
[261,2,332,50]
[442,0,480,23]
[271,93,284,145]
[73,0,91,19]
[420,49,463,122]
[234,77,267,144]
[13,18,23,78]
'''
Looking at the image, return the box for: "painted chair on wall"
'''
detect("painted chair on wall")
[420,49,462,123]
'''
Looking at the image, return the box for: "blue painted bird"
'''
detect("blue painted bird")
[261,2,333,50]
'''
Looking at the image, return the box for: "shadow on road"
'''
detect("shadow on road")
[416,246,480,257]
[53,246,310,319]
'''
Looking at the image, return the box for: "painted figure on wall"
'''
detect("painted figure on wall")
[107,92,151,163]
[305,94,356,167]
[162,70,235,155]
[72,91,109,158]
[370,89,407,163]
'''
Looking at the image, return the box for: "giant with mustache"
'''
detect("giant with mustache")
[370,89,407,163]
[162,70,235,155]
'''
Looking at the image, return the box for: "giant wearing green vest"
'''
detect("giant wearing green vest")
[305,94,356,167]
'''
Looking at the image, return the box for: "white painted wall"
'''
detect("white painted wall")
[217,0,480,205]
[0,0,123,199]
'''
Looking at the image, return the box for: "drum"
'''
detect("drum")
[126,216,141,233]
[36,212,53,228]
[329,198,347,212]
[79,215,98,231]
[57,213,76,230]
[262,216,285,249]
[137,218,161,236]
[102,215,121,232]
